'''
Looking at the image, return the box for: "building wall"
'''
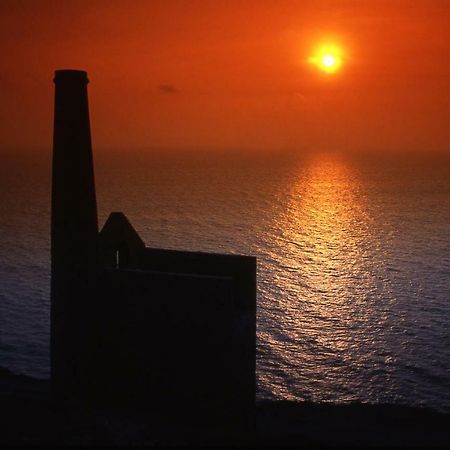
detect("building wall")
[80,267,254,427]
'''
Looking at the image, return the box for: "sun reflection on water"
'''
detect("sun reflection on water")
[258,153,394,402]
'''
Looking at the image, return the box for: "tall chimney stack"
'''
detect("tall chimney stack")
[51,70,98,401]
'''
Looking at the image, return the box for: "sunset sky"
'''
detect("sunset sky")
[1,0,449,154]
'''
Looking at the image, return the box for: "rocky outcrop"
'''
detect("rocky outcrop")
[1,367,449,447]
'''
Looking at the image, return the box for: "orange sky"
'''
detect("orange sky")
[1,0,449,154]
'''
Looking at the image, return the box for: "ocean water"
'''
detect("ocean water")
[1,150,450,412]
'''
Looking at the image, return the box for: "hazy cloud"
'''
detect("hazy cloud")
[157,84,179,94]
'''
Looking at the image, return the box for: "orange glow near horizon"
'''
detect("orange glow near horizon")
[0,1,449,154]
[308,43,344,74]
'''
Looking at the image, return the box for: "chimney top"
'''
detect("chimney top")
[54,70,88,84]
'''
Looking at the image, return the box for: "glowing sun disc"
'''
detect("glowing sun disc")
[322,55,336,67]
[308,44,344,74]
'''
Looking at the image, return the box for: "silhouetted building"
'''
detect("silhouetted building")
[50,70,256,429]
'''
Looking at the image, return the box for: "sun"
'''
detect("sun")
[308,44,344,74]
[322,55,336,67]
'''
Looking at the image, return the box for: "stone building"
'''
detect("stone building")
[50,70,256,428]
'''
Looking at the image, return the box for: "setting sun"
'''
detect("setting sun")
[322,55,336,67]
[308,44,344,74]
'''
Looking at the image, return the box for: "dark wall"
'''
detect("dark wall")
[139,248,256,312]
[80,268,254,428]
[98,245,257,427]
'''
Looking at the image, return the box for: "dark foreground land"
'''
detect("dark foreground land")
[1,367,449,448]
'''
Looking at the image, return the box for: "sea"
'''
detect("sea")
[1,149,449,412]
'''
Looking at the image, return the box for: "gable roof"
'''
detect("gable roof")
[99,212,145,251]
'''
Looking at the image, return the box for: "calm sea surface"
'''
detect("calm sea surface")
[1,150,449,412]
